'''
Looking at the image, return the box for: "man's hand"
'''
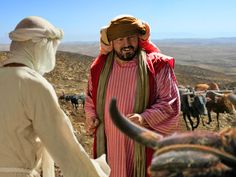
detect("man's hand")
[126,113,150,128]
[85,117,100,136]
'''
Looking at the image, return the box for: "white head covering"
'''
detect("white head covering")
[3,16,64,75]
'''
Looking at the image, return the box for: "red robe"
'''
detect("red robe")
[89,41,176,177]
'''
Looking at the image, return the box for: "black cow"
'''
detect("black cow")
[180,90,207,131]
[59,92,79,109]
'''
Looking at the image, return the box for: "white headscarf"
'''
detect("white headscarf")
[3,16,64,75]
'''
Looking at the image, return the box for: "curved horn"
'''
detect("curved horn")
[227,93,236,107]
[207,90,224,97]
[109,98,162,149]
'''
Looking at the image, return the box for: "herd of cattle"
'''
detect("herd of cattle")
[59,91,85,109]
[179,82,235,131]
[58,83,236,176]
[59,82,236,132]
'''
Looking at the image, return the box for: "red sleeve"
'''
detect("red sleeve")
[141,64,180,136]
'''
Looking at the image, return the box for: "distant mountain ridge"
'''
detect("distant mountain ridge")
[154,37,236,45]
[58,37,236,77]
[1,37,236,78]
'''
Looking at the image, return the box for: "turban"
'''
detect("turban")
[99,15,153,55]
[106,15,146,42]
[4,16,64,75]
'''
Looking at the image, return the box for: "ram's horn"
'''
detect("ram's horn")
[109,98,162,149]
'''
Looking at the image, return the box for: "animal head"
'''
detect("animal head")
[109,98,236,177]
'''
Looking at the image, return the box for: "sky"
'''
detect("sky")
[1,0,236,43]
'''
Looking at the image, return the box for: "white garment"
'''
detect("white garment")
[0,66,110,177]
[5,16,64,75]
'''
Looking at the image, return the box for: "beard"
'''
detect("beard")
[114,46,138,61]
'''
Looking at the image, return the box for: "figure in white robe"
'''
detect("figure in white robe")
[0,16,110,177]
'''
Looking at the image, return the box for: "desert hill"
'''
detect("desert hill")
[58,37,236,77]
[52,50,235,89]
[1,50,234,89]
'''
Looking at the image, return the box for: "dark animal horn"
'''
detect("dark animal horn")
[109,98,162,149]
[227,93,236,107]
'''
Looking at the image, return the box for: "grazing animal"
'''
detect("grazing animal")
[194,83,209,91]
[205,91,235,129]
[59,92,79,109]
[195,82,219,91]
[179,89,207,131]
[109,98,236,177]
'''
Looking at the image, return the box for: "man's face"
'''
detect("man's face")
[112,34,139,61]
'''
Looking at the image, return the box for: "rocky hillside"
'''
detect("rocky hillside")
[1,50,235,90]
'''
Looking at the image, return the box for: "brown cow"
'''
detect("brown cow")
[194,82,219,91]
[194,83,209,91]
[206,91,235,129]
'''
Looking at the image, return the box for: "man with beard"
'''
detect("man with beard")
[0,16,110,177]
[85,15,180,177]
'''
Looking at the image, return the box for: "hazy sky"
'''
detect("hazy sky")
[1,0,236,43]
